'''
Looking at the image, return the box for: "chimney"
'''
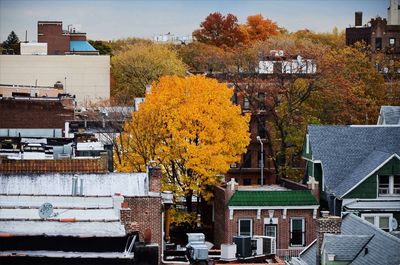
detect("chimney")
[307,176,320,203]
[355,12,363,27]
[316,213,342,265]
[148,164,161,193]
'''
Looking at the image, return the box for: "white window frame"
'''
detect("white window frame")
[265,224,277,238]
[378,175,400,196]
[290,218,305,247]
[361,213,393,232]
[238,218,252,237]
[306,134,310,154]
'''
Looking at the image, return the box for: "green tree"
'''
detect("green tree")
[88,40,112,55]
[111,43,187,102]
[2,31,20,54]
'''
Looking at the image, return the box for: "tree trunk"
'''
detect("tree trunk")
[185,192,193,213]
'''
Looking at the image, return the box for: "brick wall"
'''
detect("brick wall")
[0,158,107,173]
[38,22,70,55]
[121,196,162,262]
[227,208,316,250]
[0,97,74,129]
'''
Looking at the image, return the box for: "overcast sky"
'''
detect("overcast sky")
[0,0,388,42]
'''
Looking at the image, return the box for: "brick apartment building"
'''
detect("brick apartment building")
[346,0,400,57]
[38,21,99,55]
[212,179,319,260]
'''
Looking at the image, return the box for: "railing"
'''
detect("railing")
[276,248,304,261]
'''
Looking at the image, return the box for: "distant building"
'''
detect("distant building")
[0,55,110,104]
[37,21,99,55]
[346,0,400,57]
[153,32,192,44]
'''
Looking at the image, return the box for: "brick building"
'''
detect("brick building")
[346,1,400,57]
[0,94,75,130]
[38,21,99,55]
[213,179,319,261]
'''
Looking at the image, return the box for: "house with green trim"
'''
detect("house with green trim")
[302,125,400,234]
[213,180,319,258]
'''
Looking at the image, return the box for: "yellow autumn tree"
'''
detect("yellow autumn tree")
[115,75,250,212]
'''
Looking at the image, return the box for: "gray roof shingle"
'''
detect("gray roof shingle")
[341,213,400,265]
[323,234,372,261]
[307,125,400,197]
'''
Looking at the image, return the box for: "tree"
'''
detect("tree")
[111,43,187,102]
[245,14,279,42]
[88,40,112,55]
[2,31,20,54]
[192,12,247,48]
[115,75,250,212]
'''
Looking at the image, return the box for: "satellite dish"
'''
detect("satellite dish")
[38,202,54,219]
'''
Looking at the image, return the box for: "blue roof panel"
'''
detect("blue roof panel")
[70,41,96,52]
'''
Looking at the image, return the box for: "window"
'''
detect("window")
[389,37,396,46]
[375,38,382,50]
[361,214,393,232]
[258,118,266,139]
[238,219,252,236]
[243,178,252,186]
[290,218,305,246]
[243,97,250,111]
[243,151,252,168]
[265,224,277,238]
[379,175,400,196]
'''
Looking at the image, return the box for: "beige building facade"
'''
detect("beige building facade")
[0,55,110,105]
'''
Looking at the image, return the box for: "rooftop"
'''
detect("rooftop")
[306,125,400,197]
[228,190,318,207]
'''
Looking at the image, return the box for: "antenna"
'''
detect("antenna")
[38,202,54,219]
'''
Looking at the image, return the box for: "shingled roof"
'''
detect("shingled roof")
[291,214,400,265]
[307,125,400,197]
[228,190,318,207]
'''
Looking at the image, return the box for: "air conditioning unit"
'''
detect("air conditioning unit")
[252,237,263,255]
[221,243,236,261]
[233,236,252,258]
[253,236,276,255]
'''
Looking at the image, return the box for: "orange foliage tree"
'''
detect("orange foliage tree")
[192,12,247,48]
[115,75,250,212]
[245,14,279,42]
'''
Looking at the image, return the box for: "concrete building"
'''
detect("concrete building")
[0,55,110,104]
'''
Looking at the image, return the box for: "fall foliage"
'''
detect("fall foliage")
[111,43,187,101]
[192,12,247,49]
[115,75,250,211]
[245,14,279,42]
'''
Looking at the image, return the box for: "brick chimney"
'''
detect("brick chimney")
[316,212,342,265]
[148,165,161,193]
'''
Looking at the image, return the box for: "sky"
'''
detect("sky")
[0,0,388,42]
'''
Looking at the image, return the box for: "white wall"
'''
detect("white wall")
[0,55,110,105]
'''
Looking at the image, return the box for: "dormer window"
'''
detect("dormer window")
[378,175,400,196]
